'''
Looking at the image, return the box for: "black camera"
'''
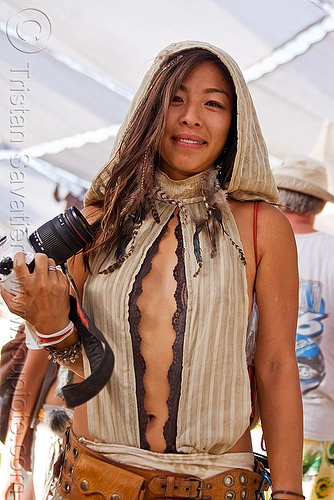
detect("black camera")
[0,206,94,294]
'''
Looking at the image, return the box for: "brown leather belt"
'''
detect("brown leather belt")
[56,427,269,499]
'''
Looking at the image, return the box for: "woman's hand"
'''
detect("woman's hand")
[0,252,70,334]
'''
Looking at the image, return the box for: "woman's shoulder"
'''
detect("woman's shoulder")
[256,201,295,238]
[255,202,297,265]
[81,203,103,223]
[229,199,293,231]
[229,199,296,260]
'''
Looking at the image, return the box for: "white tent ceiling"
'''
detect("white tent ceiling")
[0,0,333,231]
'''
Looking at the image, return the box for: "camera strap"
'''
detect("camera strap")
[59,263,115,408]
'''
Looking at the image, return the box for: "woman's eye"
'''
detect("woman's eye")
[172,96,183,103]
[206,101,223,108]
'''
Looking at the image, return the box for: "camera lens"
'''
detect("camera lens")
[28,206,94,265]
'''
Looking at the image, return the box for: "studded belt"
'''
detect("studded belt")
[55,427,270,499]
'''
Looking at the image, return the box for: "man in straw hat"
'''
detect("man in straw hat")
[273,156,334,500]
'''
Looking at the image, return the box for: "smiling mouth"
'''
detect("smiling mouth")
[173,137,206,145]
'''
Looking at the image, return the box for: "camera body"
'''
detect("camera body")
[0,206,94,295]
[0,232,35,294]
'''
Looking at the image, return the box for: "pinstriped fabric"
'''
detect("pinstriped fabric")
[82,170,251,454]
[176,198,250,454]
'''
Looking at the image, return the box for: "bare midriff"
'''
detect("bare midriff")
[136,213,179,452]
[136,210,253,454]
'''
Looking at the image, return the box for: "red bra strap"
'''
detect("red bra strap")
[254,201,259,268]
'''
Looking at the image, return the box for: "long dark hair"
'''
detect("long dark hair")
[89,48,237,266]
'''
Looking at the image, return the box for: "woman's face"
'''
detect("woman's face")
[159,60,234,181]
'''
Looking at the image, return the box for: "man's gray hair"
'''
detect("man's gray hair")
[278,188,326,215]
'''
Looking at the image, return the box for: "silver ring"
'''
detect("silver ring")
[48,265,57,271]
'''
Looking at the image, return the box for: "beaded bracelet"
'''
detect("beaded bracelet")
[271,492,305,500]
[45,339,82,364]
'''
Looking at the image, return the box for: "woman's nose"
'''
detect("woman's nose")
[180,104,201,127]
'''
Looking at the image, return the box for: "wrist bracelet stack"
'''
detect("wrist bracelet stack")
[271,491,305,500]
[45,339,82,364]
[31,320,83,364]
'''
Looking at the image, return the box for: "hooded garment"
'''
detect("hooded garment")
[85,40,278,206]
[81,41,278,458]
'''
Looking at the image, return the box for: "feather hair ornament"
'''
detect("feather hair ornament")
[99,218,143,275]
[200,168,247,268]
[192,222,206,277]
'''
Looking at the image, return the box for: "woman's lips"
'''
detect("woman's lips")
[172,136,206,148]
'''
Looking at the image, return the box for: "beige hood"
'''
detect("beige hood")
[85,40,279,206]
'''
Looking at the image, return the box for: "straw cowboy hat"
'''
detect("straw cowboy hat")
[273,156,334,203]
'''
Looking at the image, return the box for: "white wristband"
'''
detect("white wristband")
[38,326,75,347]
[36,321,74,339]
[24,321,74,349]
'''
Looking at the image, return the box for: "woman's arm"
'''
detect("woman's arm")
[0,205,102,379]
[0,251,85,379]
[254,203,303,496]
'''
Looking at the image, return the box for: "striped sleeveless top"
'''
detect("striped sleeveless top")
[82,168,251,455]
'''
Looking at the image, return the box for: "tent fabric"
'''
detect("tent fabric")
[0,0,333,228]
